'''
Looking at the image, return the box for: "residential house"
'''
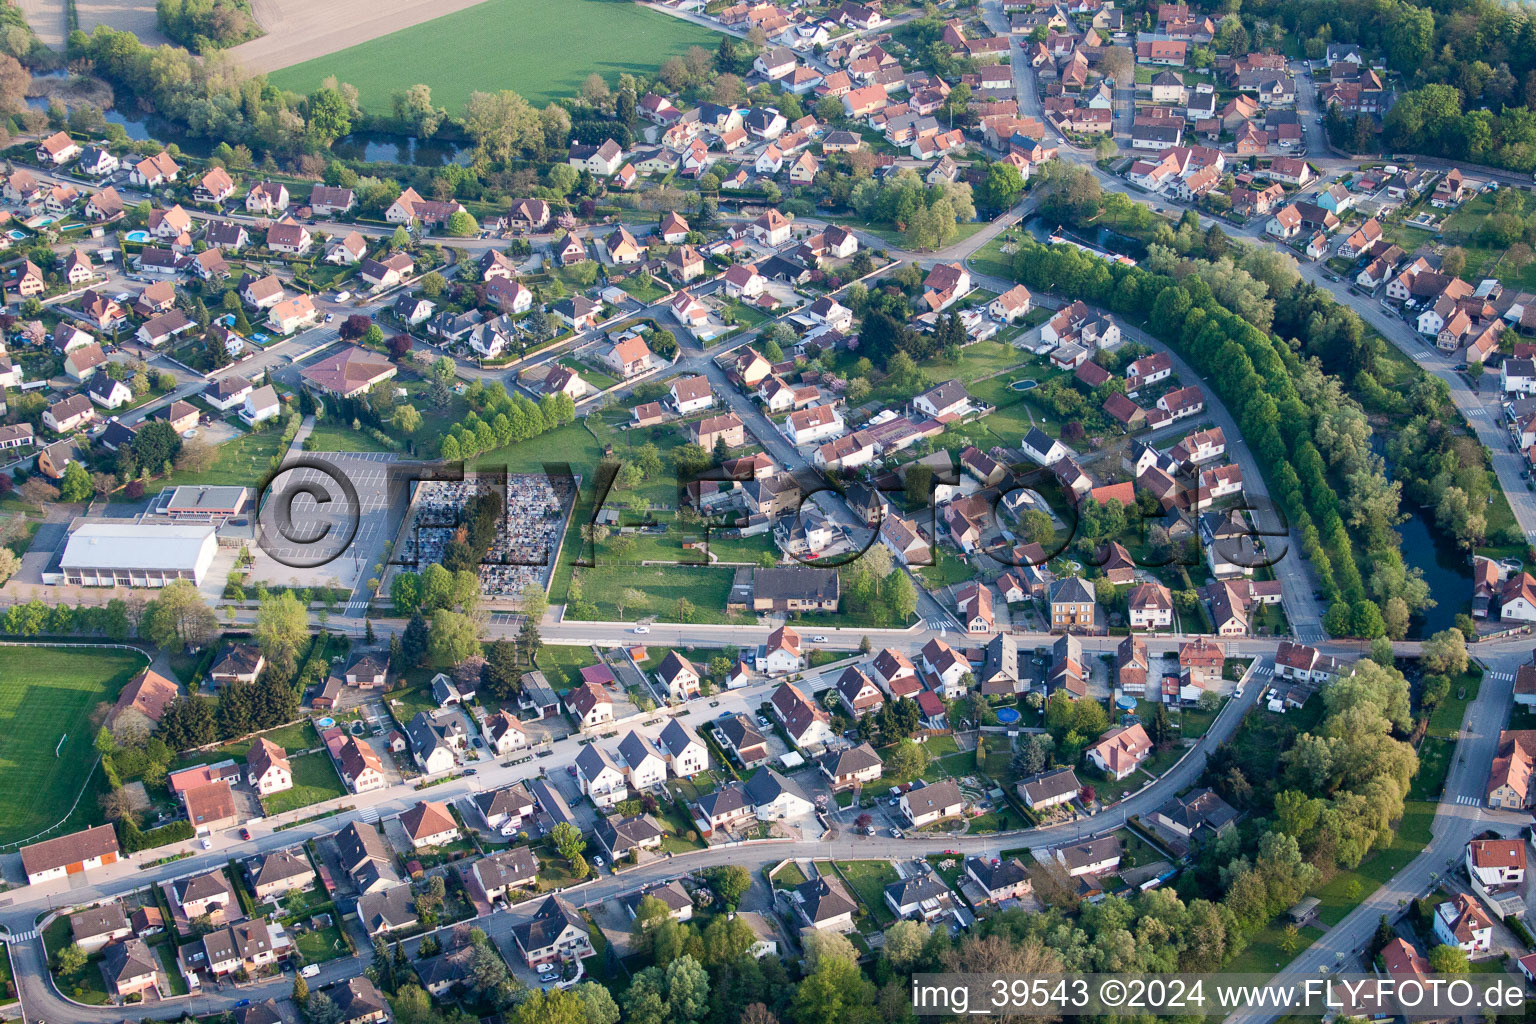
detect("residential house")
[1086,723,1153,780]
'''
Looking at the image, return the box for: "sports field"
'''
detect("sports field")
[267,0,723,113]
[0,645,148,845]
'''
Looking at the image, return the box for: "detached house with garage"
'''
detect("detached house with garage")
[575,743,627,810]
[1086,723,1153,780]
[818,742,883,789]
[658,720,708,778]
[566,681,615,731]
[900,779,965,826]
[770,681,835,748]
[655,651,702,702]
[1433,893,1493,954]
[512,896,593,968]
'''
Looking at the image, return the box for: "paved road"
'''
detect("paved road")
[0,646,1271,1022]
[1231,654,1529,1023]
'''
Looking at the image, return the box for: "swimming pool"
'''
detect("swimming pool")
[1010,379,1038,392]
[60,223,84,231]
[995,707,1021,725]
[315,716,336,730]
[125,230,150,242]
[5,230,24,240]
[28,216,55,228]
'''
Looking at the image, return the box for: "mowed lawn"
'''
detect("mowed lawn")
[262,751,348,815]
[268,0,724,112]
[0,646,147,844]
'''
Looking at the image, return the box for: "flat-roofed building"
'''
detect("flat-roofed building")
[162,485,249,521]
[55,522,218,587]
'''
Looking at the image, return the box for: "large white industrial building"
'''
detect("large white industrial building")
[54,522,219,587]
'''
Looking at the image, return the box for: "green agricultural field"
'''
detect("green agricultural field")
[0,646,147,845]
[269,0,724,113]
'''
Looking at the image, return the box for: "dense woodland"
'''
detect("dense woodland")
[1243,0,1536,170]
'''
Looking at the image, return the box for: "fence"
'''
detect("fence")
[0,640,150,851]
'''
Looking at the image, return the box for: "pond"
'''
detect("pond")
[1025,213,1147,261]
[1397,503,1470,638]
[332,132,473,167]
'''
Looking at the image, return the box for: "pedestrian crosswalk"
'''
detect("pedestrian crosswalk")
[1251,664,1273,677]
[358,807,380,824]
[1487,670,1514,682]
[1466,406,1487,416]
[1454,795,1482,806]
[6,929,37,943]
[924,618,951,631]
[345,600,370,614]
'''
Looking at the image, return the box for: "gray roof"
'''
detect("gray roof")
[103,937,157,983]
[817,742,882,778]
[916,379,970,411]
[795,876,857,923]
[1157,787,1237,832]
[252,848,312,888]
[356,884,417,932]
[752,566,840,603]
[621,880,692,916]
[658,719,702,760]
[513,896,587,954]
[1049,576,1096,605]
[717,713,766,753]
[695,781,753,820]
[744,767,810,809]
[595,812,665,856]
[965,855,1029,892]
[1054,835,1121,871]
[474,784,535,821]
[526,778,576,827]
[475,846,540,888]
[1018,766,1080,804]
[69,902,128,940]
[617,730,664,771]
[903,778,963,818]
[61,523,215,574]
[175,869,232,904]
[576,742,622,780]
[884,870,951,908]
[335,977,388,1021]
[336,822,392,881]
[520,671,559,707]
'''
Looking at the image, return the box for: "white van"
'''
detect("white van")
[333,290,351,302]
[301,964,320,978]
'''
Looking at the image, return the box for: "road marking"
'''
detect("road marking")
[6,929,36,942]
[358,807,380,823]
[1486,670,1513,681]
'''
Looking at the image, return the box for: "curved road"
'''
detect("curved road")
[3,654,1271,1022]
